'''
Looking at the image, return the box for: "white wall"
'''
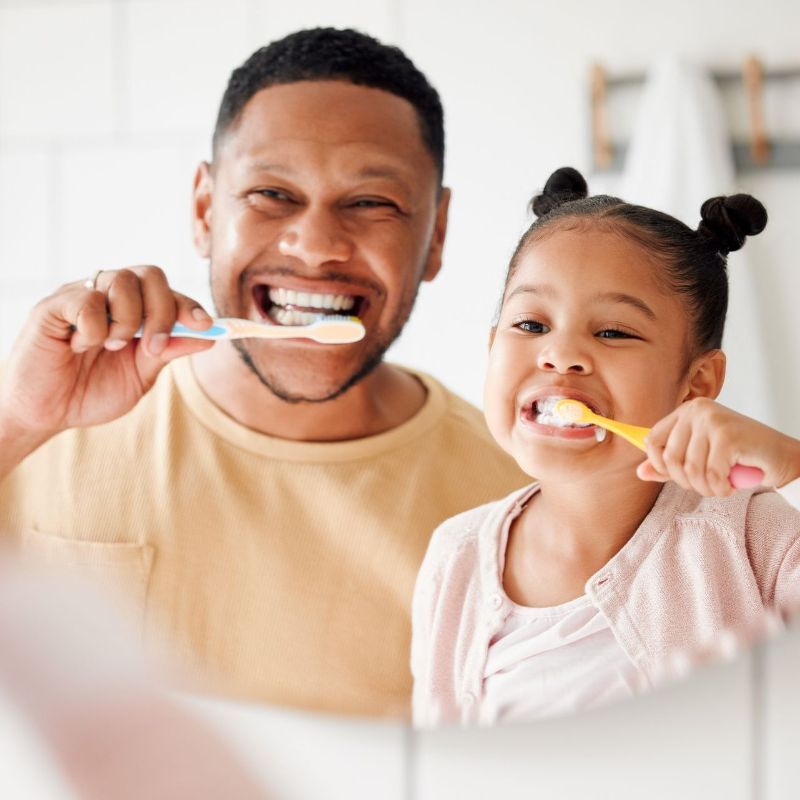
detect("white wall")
[1,1,799,797]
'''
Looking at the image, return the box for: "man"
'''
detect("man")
[0,28,526,717]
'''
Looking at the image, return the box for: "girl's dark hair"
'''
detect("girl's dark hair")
[506,167,768,353]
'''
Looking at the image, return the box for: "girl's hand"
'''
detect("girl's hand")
[636,398,800,497]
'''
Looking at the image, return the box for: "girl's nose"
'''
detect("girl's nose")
[536,337,592,375]
[277,208,352,267]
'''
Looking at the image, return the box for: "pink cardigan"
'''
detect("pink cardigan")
[411,482,800,727]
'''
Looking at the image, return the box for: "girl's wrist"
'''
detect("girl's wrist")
[787,434,800,486]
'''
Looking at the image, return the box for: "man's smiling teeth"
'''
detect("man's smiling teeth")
[268,288,356,312]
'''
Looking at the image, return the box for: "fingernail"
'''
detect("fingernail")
[192,307,211,322]
[148,332,169,355]
[104,338,127,351]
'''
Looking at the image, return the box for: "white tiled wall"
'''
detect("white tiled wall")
[1,1,799,797]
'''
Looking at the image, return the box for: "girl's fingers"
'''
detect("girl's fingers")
[643,414,678,479]
[636,459,669,483]
[706,441,736,498]
[660,420,694,492]
[683,432,713,496]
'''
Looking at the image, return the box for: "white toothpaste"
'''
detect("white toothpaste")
[535,396,591,427]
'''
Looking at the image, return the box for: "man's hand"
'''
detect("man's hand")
[637,398,800,497]
[0,267,214,456]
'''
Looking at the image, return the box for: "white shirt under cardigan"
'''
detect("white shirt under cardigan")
[411,482,800,728]
[479,497,640,724]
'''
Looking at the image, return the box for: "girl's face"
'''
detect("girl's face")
[484,226,719,482]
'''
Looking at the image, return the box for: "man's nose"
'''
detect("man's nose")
[536,334,592,375]
[277,207,352,268]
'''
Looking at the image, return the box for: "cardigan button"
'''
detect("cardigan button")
[462,692,475,706]
[488,593,503,609]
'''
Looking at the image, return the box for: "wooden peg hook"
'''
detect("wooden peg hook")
[744,55,770,166]
[590,63,612,170]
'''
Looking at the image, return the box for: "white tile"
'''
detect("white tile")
[763,621,800,800]
[249,0,397,48]
[0,285,52,358]
[0,149,53,285]
[414,656,754,800]
[179,694,407,800]
[0,2,115,139]
[57,142,211,308]
[125,0,253,137]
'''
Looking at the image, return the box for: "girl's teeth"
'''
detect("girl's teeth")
[594,427,607,443]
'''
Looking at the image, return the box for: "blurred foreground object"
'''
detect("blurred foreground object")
[0,555,268,799]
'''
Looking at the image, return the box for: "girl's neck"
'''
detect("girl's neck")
[503,469,664,608]
[531,471,663,562]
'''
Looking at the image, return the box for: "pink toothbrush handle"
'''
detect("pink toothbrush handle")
[729,464,764,489]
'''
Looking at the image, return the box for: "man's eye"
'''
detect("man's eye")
[254,189,291,202]
[514,319,549,334]
[351,198,397,209]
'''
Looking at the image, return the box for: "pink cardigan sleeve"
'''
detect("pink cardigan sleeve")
[746,490,800,618]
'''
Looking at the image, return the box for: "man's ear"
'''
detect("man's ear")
[422,187,451,282]
[192,161,214,259]
[683,349,726,401]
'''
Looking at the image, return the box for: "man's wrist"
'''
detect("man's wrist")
[0,412,53,480]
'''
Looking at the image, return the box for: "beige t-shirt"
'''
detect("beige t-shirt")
[0,357,528,718]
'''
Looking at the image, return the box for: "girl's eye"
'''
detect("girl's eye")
[597,328,637,339]
[514,319,550,334]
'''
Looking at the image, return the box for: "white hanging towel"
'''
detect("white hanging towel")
[618,58,774,424]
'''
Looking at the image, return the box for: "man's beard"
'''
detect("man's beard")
[213,273,423,404]
[231,335,390,404]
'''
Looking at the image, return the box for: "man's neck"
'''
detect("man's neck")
[189,342,428,442]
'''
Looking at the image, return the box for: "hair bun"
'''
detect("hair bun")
[698,194,768,255]
[531,167,588,217]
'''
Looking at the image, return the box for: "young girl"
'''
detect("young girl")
[411,167,800,727]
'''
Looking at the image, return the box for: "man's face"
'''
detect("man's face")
[193,80,449,402]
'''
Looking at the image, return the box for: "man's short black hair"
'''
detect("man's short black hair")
[213,27,445,184]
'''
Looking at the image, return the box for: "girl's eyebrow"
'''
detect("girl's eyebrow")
[506,284,656,321]
[597,291,656,320]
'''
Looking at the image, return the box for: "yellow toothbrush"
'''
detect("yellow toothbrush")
[554,399,764,489]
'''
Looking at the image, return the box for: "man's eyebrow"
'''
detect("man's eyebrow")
[505,284,656,320]
[248,162,295,176]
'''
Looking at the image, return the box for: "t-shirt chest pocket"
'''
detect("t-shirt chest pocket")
[19,529,154,635]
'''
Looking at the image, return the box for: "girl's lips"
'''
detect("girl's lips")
[518,414,599,440]
[517,387,607,441]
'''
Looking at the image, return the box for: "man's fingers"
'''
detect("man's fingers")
[58,290,111,353]
[173,292,213,328]
[137,268,179,357]
[104,270,144,350]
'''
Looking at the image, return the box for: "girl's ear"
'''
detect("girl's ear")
[683,349,726,401]
[488,326,497,350]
